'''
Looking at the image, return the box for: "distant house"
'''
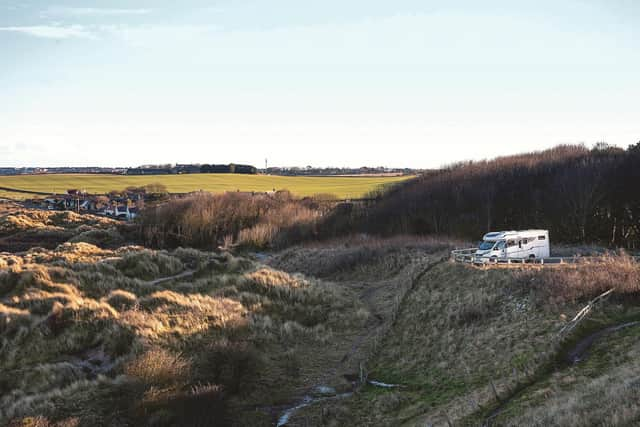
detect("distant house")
[128,207,139,220]
[114,205,128,219]
[101,206,114,216]
[105,204,139,220]
[124,190,145,201]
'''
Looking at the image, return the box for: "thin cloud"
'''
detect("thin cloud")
[0,25,95,39]
[45,7,152,17]
[103,24,217,47]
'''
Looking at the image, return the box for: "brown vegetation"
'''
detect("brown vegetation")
[138,191,328,250]
[0,243,366,426]
[0,210,123,252]
[519,253,640,306]
[319,143,640,249]
[270,235,462,279]
[0,211,116,235]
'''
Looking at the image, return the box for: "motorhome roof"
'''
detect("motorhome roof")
[482,230,548,241]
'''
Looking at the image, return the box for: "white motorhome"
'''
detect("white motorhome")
[475,230,550,261]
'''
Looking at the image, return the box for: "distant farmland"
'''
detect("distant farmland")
[0,173,412,200]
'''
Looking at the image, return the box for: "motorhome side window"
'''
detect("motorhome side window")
[507,240,516,247]
[538,235,546,240]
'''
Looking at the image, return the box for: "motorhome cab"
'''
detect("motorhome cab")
[475,230,550,262]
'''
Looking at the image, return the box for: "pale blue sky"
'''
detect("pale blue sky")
[0,0,638,168]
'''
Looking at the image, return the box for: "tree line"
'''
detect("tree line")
[317,143,640,249]
[199,164,257,174]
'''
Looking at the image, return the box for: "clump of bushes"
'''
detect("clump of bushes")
[125,347,191,387]
[138,191,328,250]
[519,253,640,305]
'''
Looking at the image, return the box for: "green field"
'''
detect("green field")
[0,173,412,200]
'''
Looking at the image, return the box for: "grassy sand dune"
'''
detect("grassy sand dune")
[0,242,370,426]
[0,209,123,253]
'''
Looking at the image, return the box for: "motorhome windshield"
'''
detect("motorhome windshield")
[479,241,495,250]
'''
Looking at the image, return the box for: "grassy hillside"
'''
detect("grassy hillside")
[266,243,640,426]
[0,173,411,200]
[0,243,370,426]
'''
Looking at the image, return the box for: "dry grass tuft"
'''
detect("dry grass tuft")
[125,347,191,387]
[7,416,80,427]
[103,290,138,311]
[0,209,124,253]
[519,253,640,305]
[68,228,124,248]
[115,250,184,280]
[0,210,117,236]
[0,303,31,333]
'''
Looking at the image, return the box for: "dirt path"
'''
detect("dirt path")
[565,320,640,363]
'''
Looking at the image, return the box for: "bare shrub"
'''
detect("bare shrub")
[195,340,260,394]
[125,348,191,387]
[237,223,278,248]
[520,253,640,305]
[138,191,326,250]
